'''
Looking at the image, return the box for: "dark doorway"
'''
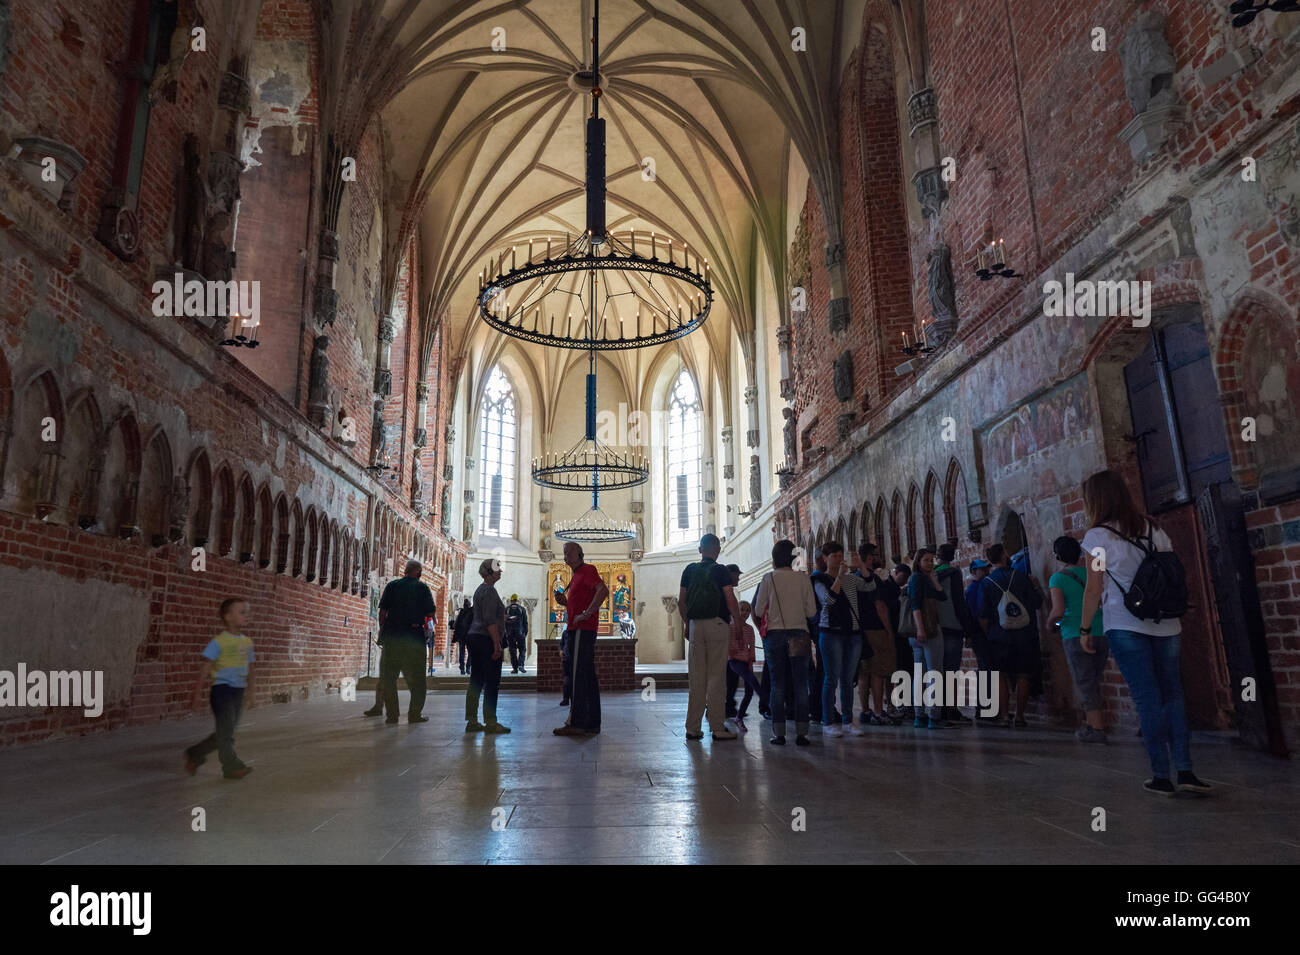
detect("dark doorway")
[1121,317,1283,750]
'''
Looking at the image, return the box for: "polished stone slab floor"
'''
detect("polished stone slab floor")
[0,690,1296,865]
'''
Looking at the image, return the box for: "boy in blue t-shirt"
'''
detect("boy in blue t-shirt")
[184,597,256,779]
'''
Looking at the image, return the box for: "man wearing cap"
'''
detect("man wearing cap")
[505,594,529,674]
[465,558,510,734]
[554,542,608,736]
[376,559,437,725]
[965,558,994,720]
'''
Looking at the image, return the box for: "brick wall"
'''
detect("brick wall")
[535,638,639,693]
[1247,501,1300,735]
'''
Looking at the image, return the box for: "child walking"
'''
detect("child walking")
[185,597,255,779]
[728,601,762,731]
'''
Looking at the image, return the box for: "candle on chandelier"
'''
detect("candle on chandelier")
[630,230,636,255]
[528,239,533,262]
[651,232,657,259]
[902,330,910,349]
[511,246,517,270]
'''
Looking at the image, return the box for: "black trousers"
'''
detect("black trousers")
[465,634,503,724]
[726,665,740,715]
[565,629,600,731]
[808,640,825,721]
[186,684,246,773]
[506,633,525,671]
[559,630,573,701]
[379,637,427,719]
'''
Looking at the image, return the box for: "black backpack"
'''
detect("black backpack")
[1100,523,1188,623]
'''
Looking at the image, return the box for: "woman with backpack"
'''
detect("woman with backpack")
[1078,469,1210,796]
[752,539,819,746]
[1046,535,1108,743]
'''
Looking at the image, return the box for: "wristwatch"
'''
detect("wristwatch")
[1079,627,1092,635]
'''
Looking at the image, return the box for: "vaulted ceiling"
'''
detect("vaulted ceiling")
[322,0,867,426]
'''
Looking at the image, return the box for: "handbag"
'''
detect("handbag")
[767,570,812,657]
[897,590,917,637]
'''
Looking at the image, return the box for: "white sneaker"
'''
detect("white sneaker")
[848,720,867,736]
[823,723,843,738]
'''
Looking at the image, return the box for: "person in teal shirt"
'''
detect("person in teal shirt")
[1046,536,1108,743]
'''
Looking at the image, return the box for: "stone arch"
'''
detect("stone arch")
[303,506,319,581]
[923,469,942,547]
[102,412,142,537]
[341,528,353,592]
[274,494,290,573]
[186,449,213,547]
[62,389,104,527]
[234,474,256,561]
[254,483,274,568]
[889,490,903,563]
[290,499,305,576]
[213,465,235,556]
[11,370,64,518]
[873,495,887,553]
[906,482,922,557]
[318,515,333,587]
[138,428,173,546]
[1214,288,1300,501]
[944,458,968,544]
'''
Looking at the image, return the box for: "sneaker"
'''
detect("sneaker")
[847,720,867,736]
[735,716,748,731]
[769,735,786,745]
[223,766,253,780]
[685,731,704,740]
[408,715,428,723]
[1176,771,1211,794]
[1075,725,1108,743]
[559,698,570,707]
[1143,777,1177,797]
[484,722,511,734]
[384,716,399,725]
[913,717,925,728]
[712,729,738,740]
[362,706,384,717]
[886,704,903,719]
[553,725,587,736]
[795,735,810,746]
[465,720,485,733]
[823,723,843,738]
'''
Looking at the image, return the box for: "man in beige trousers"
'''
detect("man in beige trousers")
[679,533,741,740]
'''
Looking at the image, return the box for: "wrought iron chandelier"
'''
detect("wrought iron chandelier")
[476,0,713,352]
[553,490,638,542]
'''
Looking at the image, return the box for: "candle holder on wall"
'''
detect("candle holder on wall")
[1228,0,1299,28]
[899,325,937,357]
[220,313,261,348]
[974,238,1019,281]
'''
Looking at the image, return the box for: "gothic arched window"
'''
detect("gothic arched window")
[478,366,517,538]
[666,369,702,545]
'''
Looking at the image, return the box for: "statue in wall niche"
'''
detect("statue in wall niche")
[463,505,474,542]
[370,401,387,466]
[1119,11,1177,115]
[176,134,206,272]
[201,210,235,283]
[440,487,451,534]
[749,455,762,509]
[307,336,331,427]
[148,0,202,104]
[926,243,958,328]
[833,350,854,403]
[783,406,797,467]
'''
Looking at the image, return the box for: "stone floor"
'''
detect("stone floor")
[1,690,1296,865]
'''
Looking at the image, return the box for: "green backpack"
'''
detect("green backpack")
[684,562,722,619]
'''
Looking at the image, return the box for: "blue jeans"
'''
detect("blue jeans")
[763,629,810,735]
[909,633,946,720]
[819,630,862,726]
[1107,629,1192,778]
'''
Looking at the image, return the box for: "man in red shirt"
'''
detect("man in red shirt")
[554,541,609,736]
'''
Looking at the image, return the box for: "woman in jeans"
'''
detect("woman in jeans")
[907,548,948,729]
[1078,469,1209,796]
[752,539,819,746]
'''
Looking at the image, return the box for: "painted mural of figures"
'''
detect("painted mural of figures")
[612,573,631,616]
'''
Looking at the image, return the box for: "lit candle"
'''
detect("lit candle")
[511,246,517,270]
[546,235,552,258]
[651,232,657,258]
[528,239,533,262]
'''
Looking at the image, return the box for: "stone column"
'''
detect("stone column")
[826,242,850,333]
[744,384,760,449]
[777,324,794,401]
[374,314,395,396]
[908,87,947,218]
[413,381,429,448]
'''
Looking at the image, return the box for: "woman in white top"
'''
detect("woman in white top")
[1078,470,1209,797]
[752,539,819,746]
